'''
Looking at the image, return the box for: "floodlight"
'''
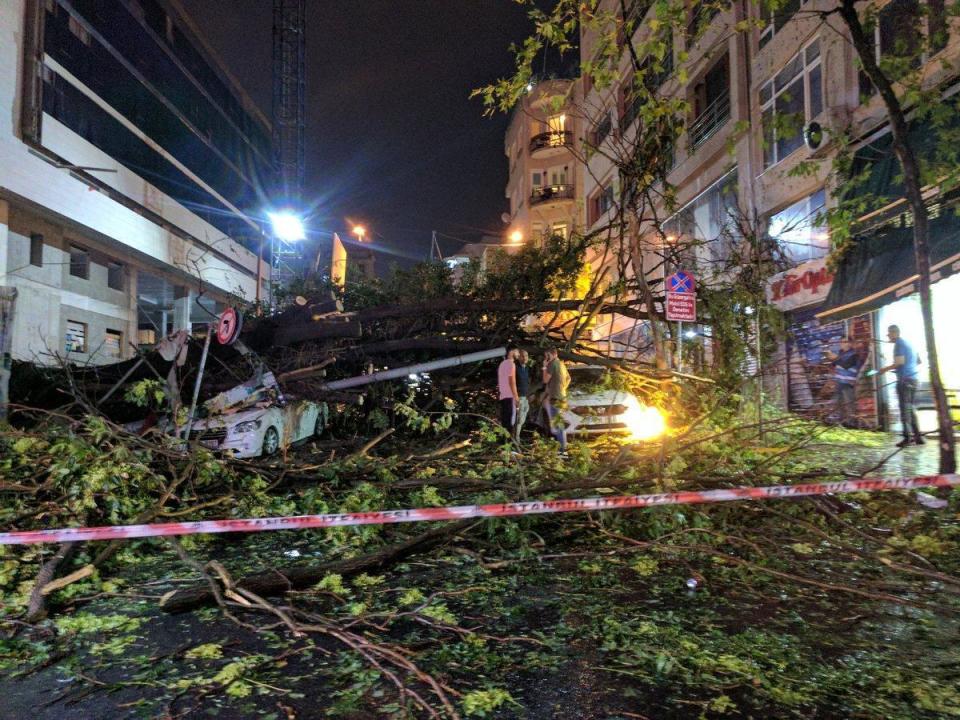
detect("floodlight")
[268,212,306,242]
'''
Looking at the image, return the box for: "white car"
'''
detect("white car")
[188,395,329,458]
[540,365,664,440]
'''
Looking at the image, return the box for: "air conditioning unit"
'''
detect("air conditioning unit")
[803,121,829,157]
[803,108,850,159]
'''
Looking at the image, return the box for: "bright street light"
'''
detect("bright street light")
[509,230,523,244]
[268,211,306,242]
[352,225,366,242]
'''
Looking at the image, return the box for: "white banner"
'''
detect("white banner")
[766,257,834,311]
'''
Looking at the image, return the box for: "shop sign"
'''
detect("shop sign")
[766,257,834,311]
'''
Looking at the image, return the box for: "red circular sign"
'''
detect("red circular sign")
[216,308,241,345]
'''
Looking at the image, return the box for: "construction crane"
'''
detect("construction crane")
[271,0,306,293]
[272,0,305,201]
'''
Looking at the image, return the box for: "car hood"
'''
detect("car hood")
[567,388,634,406]
[192,407,269,430]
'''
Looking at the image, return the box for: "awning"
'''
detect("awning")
[817,211,960,321]
[817,106,960,321]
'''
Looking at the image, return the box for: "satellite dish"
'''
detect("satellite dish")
[500,213,511,224]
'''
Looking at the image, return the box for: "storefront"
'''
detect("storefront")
[767,257,879,427]
[816,215,960,434]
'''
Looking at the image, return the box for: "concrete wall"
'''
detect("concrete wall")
[4,203,136,363]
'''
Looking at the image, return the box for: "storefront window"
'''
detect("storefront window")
[877,273,960,434]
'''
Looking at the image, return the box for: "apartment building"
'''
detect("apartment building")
[0,0,270,373]
[572,0,960,432]
[504,79,585,246]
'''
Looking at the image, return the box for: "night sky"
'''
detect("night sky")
[178,0,536,266]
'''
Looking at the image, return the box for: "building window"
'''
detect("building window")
[592,113,612,147]
[761,37,822,169]
[589,184,616,226]
[29,233,43,267]
[689,53,731,150]
[107,261,125,291]
[552,223,569,239]
[859,0,945,98]
[759,0,808,49]
[662,170,739,263]
[767,188,828,263]
[69,245,89,279]
[546,114,567,146]
[104,329,123,360]
[687,0,721,46]
[68,15,91,46]
[65,320,87,353]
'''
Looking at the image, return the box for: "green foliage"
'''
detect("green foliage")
[462,688,515,717]
[123,379,167,408]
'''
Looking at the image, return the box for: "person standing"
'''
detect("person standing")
[877,325,923,447]
[542,347,570,454]
[825,336,862,426]
[514,349,530,442]
[497,347,519,433]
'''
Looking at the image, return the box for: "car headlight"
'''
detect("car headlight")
[622,405,667,441]
[233,419,262,434]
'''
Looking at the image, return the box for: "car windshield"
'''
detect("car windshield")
[568,367,608,389]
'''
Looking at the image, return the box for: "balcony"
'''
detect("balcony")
[688,88,730,151]
[530,184,575,206]
[530,130,573,157]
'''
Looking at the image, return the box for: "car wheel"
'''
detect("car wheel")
[261,426,280,456]
[314,411,325,437]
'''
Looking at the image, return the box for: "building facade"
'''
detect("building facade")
[0,0,270,370]
[568,0,960,431]
[504,79,584,246]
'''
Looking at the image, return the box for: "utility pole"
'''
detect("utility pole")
[430,231,443,262]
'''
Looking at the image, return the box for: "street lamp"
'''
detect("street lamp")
[509,230,523,245]
[352,224,366,243]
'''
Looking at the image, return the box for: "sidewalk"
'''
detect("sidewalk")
[807,433,942,478]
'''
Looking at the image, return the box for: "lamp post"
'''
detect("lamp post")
[352,224,366,243]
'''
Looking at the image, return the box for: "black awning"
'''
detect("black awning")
[817,211,960,321]
[817,103,960,321]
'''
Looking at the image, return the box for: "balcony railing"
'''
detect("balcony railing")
[530,184,575,206]
[688,89,730,150]
[530,130,572,154]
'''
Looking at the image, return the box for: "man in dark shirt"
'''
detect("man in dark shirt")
[825,336,862,426]
[514,349,530,442]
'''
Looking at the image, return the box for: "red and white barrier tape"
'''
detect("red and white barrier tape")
[1,474,956,546]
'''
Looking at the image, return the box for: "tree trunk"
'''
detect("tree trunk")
[839,0,956,473]
[160,520,475,613]
[628,211,669,370]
